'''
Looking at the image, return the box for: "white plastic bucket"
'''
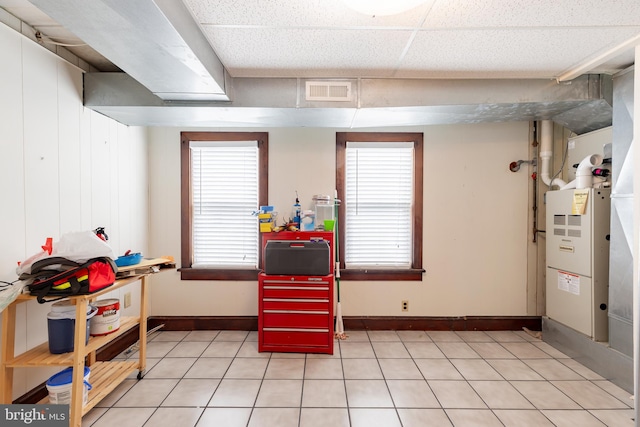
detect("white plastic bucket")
[90,298,121,336]
[46,366,92,405]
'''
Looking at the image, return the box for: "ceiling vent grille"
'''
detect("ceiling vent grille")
[305,81,352,101]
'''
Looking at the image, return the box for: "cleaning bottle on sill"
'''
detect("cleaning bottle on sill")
[293,192,301,226]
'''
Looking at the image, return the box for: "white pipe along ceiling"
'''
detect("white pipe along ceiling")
[28,0,615,131]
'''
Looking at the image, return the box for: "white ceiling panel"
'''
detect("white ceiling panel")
[185,0,434,27]
[3,0,639,80]
[203,27,414,78]
[423,0,640,28]
[399,27,640,79]
[2,0,638,128]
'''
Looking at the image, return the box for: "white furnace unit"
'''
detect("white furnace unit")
[546,188,610,341]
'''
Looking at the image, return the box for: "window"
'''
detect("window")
[181,132,268,280]
[336,132,423,280]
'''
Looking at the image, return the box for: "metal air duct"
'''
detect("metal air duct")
[29,0,228,101]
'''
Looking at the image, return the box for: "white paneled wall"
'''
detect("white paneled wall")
[0,23,149,400]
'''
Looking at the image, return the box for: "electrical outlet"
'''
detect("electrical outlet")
[402,300,409,312]
[124,292,131,308]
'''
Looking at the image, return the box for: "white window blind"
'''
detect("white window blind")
[345,142,414,268]
[190,141,259,268]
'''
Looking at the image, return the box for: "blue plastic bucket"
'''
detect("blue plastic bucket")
[47,301,97,354]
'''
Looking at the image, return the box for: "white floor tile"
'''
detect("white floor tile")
[345,380,394,407]
[450,359,502,380]
[255,379,303,407]
[299,408,350,427]
[541,409,610,427]
[455,331,493,342]
[90,408,155,427]
[589,409,635,426]
[445,409,504,426]
[378,358,423,379]
[435,342,481,359]
[397,408,453,427]
[196,408,251,427]
[144,357,197,378]
[387,379,440,408]
[208,379,261,407]
[428,380,487,409]
[165,341,209,358]
[304,358,343,379]
[301,379,347,407]
[367,330,401,342]
[550,380,629,409]
[184,330,219,342]
[350,408,402,427]
[161,378,219,407]
[184,357,233,379]
[468,380,534,409]
[144,407,203,427]
[114,379,179,407]
[342,358,384,379]
[493,409,555,426]
[88,329,628,427]
[264,358,305,379]
[248,408,300,427]
[510,381,581,410]
[371,341,411,358]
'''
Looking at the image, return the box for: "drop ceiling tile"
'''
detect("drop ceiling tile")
[204,27,413,78]
[397,27,640,79]
[423,0,640,28]
[185,0,434,28]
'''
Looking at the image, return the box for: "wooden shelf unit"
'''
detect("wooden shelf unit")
[1,257,174,427]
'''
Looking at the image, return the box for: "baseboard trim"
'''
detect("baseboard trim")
[148,315,541,332]
[342,316,541,331]
[543,317,633,393]
[16,315,540,403]
[148,316,259,331]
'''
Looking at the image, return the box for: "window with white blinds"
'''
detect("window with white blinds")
[190,141,259,268]
[345,142,414,269]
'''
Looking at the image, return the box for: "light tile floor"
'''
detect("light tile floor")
[82,329,634,427]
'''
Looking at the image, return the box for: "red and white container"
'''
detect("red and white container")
[90,298,120,336]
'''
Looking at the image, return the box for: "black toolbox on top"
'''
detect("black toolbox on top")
[264,240,330,276]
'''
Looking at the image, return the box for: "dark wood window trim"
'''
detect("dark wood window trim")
[180,131,268,281]
[336,132,424,281]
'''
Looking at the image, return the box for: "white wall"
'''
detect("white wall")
[0,23,149,400]
[148,122,530,317]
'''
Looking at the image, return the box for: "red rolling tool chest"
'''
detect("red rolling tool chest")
[258,232,334,354]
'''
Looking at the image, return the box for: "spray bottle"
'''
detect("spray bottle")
[293,191,301,226]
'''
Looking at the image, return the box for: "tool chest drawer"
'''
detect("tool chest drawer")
[262,310,330,328]
[262,298,330,311]
[261,276,331,299]
[262,329,331,349]
[258,272,334,354]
